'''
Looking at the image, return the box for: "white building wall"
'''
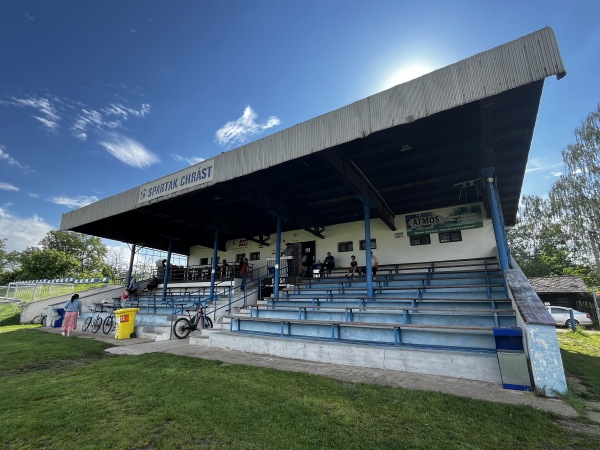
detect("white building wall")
[188,206,498,271]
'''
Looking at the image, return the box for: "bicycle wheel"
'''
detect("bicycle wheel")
[30,315,42,325]
[92,316,102,333]
[204,316,213,329]
[82,316,92,331]
[102,315,114,334]
[173,318,192,339]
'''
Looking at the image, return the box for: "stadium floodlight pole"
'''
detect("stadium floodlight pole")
[586,230,600,325]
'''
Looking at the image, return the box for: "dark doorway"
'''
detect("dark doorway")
[300,241,316,277]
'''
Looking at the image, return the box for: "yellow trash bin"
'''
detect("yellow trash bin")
[114,308,139,340]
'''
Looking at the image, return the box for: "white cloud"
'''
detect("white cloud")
[0,182,19,192]
[25,12,35,21]
[11,96,61,131]
[548,171,563,177]
[102,103,150,119]
[49,195,100,208]
[98,132,159,168]
[172,154,205,166]
[0,207,54,252]
[525,158,563,173]
[0,145,32,172]
[73,103,151,141]
[28,192,40,198]
[33,115,60,130]
[215,105,281,147]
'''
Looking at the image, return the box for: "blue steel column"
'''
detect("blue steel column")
[273,216,283,299]
[161,237,173,301]
[359,195,374,298]
[125,244,136,288]
[482,168,510,270]
[210,229,219,302]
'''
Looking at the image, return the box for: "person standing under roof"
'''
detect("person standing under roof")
[281,242,295,277]
[324,252,335,277]
[238,258,249,292]
[61,293,82,337]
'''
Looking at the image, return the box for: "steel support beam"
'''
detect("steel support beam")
[319,149,396,231]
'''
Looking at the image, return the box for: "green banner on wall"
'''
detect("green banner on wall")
[406,203,484,236]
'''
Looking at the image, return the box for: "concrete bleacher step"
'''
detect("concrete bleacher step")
[230,315,500,351]
[188,330,502,384]
[240,306,517,328]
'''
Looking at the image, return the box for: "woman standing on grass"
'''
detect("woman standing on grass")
[61,293,82,337]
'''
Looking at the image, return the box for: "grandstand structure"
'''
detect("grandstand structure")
[60,28,568,395]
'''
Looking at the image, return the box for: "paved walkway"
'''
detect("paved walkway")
[45,327,587,419]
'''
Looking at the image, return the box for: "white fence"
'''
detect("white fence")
[0,283,76,305]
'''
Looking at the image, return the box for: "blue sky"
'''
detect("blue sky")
[1,1,599,253]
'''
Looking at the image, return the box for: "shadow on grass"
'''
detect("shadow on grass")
[0,311,20,326]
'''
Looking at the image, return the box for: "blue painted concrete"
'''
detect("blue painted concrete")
[524,323,568,396]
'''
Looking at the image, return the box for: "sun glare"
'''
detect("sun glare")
[383,63,434,89]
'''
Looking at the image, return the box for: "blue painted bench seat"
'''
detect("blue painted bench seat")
[248,304,516,327]
[231,315,504,352]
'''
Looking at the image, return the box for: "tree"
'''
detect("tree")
[104,246,129,282]
[39,231,107,275]
[17,247,80,280]
[508,196,572,276]
[549,104,600,265]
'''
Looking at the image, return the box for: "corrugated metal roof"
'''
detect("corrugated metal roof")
[63,28,565,232]
[60,27,566,253]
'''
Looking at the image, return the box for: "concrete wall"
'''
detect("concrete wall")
[189,205,496,271]
[20,285,124,324]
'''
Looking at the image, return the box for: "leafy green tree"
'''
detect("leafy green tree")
[17,247,80,280]
[39,231,107,275]
[507,195,598,284]
[549,104,600,264]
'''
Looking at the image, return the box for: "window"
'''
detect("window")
[338,241,353,252]
[200,258,209,265]
[410,235,431,246]
[438,231,462,243]
[250,252,260,261]
[359,239,377,250]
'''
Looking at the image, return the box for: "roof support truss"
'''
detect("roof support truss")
[318,149,396,231]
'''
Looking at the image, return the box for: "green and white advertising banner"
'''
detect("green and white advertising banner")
[406,203,485,236]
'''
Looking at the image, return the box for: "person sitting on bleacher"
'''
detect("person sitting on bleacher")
[126,277,139,296]
[345,255,359,278]
[313,260,324,277]
[121,290,129,305]
[146,259,167,290]
[371,251,379,276]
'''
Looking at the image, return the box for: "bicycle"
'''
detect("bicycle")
[102,305,118,335]
[82,308,103,333]
[173,305,213,339]
[30,311,47,326]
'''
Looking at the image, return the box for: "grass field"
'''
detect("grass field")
[0,305,599,449]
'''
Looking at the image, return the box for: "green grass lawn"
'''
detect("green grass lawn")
[557,329,600,401]
[1,303,599,449]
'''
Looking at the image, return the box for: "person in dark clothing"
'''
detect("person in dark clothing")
[303,250,314,277]
[324,252,335,277]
